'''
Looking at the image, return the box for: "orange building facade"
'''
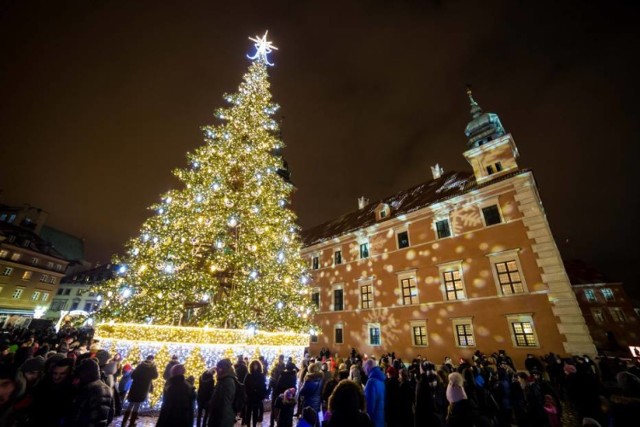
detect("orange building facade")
[301,93,596,367]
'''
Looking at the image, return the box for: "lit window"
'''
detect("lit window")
[584,289,596,302]
[0,250,8,258]
[22,271,32,280]
[400,277,418,305]
[39,274,49,283]
[397,231,410,249]
[31,257,39,266]
[442,268,466,301]
[591,308,605,323]
[41,293,49,302]
[10,253,21,261]
[609,307,626,322]
[601,288,614,301]
[453,318,475,347]
[312,256,319,270]
[12,288,24,299]
[482,205,502,226]
[8,214,16,223]
[411,321,428,346]
[333,288,344,311]
[495,260,524,295]
[49,277,56,284]
[334,324,344,344]
[511,322,537,347]
[359,243,369,259]
[435,219,451,239]
[334,250,342,265]
[360,283,373,309]
[2,267,14,276]
[368,323,381,346]
[47,262,54,269]
[32,291,41,301]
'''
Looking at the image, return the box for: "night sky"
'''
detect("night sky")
[1,1,638,295]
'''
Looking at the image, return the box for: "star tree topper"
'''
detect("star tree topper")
[247,31,278,66]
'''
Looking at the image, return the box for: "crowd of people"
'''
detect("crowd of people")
[1,324,639,427]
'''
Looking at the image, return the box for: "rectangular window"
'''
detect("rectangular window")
[368,324,381,346]
[0,250,8,258]
[57,288,64,295]
[482,205,502,226]
[411,321,428,346]
[495,260,524,295]
[22,271,32,280]
[360,284,373,309]
[310,333,318,343]
[401,277,418,305]
[63,289,71,295]
[359,243,369,259]
[8,214,16,223]
[39,274,48,283]
[31,257,39,266]
[47,262,54,269]
[601,288,614,301]
[511,322,538,347]
[334,250,342,265]
[10,253,21,261]
[443,269,466,301]
[486,165,494,175]
[455,322,475,347]
[70,302,79,310]
[311,291,320,309]
[12,288,24,299]
[83,302,92,312]
[32,291,41,301]
[333,289,344,311]
[609,307,626,322]
[77,289,85,296]
[49,277,56,284]
[495,162,503,172]
[312,256,319,270]
[50,300,66,311]
[41,293,49,302]
[592,308,605,324]
[397,231,410,249]
[584,289,596,302]
[335,325,344,344]
[55,264,63,272]
[2,267,13,276]
[435,219,451,239]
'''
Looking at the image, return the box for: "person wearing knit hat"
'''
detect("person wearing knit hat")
[20,356,45,388]
[157,363,195,427]
[445,371,474,426]
[274,388,297,427]
[68,359,114,426]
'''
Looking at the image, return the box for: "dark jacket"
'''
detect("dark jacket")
[385,377,400,427]
[30,376,74,426]
[163,360,179,381]
[364,367,385,427]
[276,370,297,396]
[67,380,114,427]
[299,372,323,413]
[127,360,158,403]
[415,375,444,427]
[397,380,415,427]
[197,371,215,408]
[446,399,475,427]
[234,361,248,382]
[208,371,237,427]
[325,411,373,427]
[245,371,267,405]
[157,374,196,427]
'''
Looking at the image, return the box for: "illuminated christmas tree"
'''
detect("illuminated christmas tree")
[96,32,314,333]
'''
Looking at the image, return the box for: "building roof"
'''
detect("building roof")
[564,259,615,285]
[62,262,118,285]
[0,222,68,261]
[40,226,85,262]
[301,169,529,247]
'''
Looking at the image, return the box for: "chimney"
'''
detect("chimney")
[358,196,370,210]
[431,164,444,180]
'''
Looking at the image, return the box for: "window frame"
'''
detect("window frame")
[32,291,41,301]
[411,320,428,347]
[312,255,319,270]
[609,307,626,322]
[591,308,605,324]
[584,289,597,303]
[438,261,466,301]
[368,323,381,346]
[12,288,24,299]
[334,323,344,345]
[334,249,342,265]
[481,204,502,226]
[398,273,419,305]
[452,317,475,348]
[2,267,14,276]
[434,218,452,239]
[359,242,370,259]
[360,282,373,309]
[487,249,528,296]
[311,288,320,310]
[506,314,540,348]
[601,288,614,301]
[332,284,344,311]
[41,293,49,302]
[396,229,410,249]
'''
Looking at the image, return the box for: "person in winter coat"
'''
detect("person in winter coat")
[325,379,373,427]
[415,363,445,427]
[0,363,28,427]
[446,372,474,427]
[29,357,74,426]
[384,366,400,427]
[208,358,237,427]
[396,368,415,427]
[118,364,133,404]
[157,364,196,427]
[363,359,385,427]
[274,387,297,427]
[123,354,158,427]
[299,362,324,414]
[197,369,215,427]
[163,355,180,381]
[67,358,114,427]
[244,360,268,427]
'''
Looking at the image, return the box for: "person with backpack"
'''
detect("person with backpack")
[208,358,238,427]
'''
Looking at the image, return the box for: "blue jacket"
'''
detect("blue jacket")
[299,372,323,413]
[364,366,385,427]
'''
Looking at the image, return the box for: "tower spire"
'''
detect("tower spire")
[466,85,483,119]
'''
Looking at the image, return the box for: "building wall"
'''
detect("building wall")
[303,171,595,367]
[573,283,639,352]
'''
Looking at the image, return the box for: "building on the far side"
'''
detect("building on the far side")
[301,90,597,367]
[565,260,639,355]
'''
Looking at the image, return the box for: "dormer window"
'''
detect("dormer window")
[375,203,390,221]
[486,165,494,175]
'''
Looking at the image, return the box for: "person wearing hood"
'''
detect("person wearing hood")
[197,368,215,427]
[274,387,297,427]
[272,362,298,427]
[208,358,237,427]
[363,359,385,427]
[67,358,114,427]
[122,354,158,427]
[163,355,180,381]
[299,362,324,415]
[157,364,196,427]
[325,379,373,427]
[30,357,74,426]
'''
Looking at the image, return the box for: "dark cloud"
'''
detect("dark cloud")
[1,1,638,294]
